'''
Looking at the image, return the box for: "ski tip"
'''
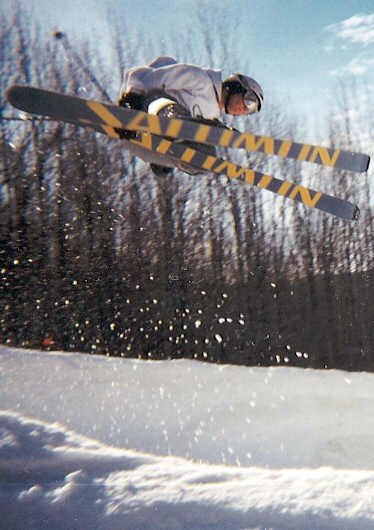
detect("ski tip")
[355,153,371,173]
[5,85,25,109]
[338,150,371,173]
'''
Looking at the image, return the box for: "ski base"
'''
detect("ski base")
[7,85,370,173]
[6,85,363,220]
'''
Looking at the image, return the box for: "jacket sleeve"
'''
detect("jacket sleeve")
[121,62,222,119]
[124,64,207,94]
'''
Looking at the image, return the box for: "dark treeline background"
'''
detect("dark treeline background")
[1,9,373,371]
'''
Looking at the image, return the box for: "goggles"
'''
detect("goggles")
[243,90,260,114]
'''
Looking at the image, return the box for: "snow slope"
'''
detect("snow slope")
[1,346,374,529]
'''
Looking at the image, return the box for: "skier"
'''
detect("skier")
[118,56,263,176]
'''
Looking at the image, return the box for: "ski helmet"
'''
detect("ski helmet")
[222,74,263,114]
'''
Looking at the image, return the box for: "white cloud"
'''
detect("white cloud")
[325,14,374,79]
[325,13,374,46]
[329,55,374,77]
[323,43,335,53]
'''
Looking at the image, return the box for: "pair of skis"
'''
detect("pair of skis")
[6,85,370,220]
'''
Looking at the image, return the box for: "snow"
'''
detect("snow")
[1,345,374,529]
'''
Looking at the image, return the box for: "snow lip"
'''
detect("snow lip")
[1,344,374,471]
[1,347,374,529]
[1,410,374,530]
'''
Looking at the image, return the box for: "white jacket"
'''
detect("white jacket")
[120,56,223,120]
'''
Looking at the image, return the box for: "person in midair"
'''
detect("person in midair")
[119,56,263,175]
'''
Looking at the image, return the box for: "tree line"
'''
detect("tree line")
[0,8,373,371]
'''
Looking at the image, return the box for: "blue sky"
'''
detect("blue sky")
[7,0,374,131]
